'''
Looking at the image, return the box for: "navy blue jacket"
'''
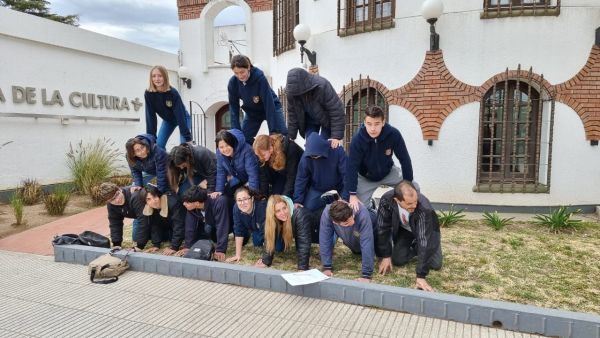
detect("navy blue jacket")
[144,87,192,142]
[215,129,260,192]
[346,123,413,194]
[106,188,145,247]
[293,133,348,204]
[319,203,375,278]
[286,68,345,140]
[233,199,267,237]
[129,134,169,193]
[227,67,287,135]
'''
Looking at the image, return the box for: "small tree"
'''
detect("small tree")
[0,0,79,26]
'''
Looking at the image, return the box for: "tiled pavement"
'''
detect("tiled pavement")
[0,250,545,338]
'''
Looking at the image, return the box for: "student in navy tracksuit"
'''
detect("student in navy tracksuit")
[228,55,287,145]
[347,105,414,211]
[125,133,170,239]
[293,133,348,211]
[210,129,260,199]
[180,186,231,261]
[144,65,192,149]
[320,200,375,282]
[225,186,268,263]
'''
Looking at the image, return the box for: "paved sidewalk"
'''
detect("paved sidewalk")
[0,207,109,256]
[0,250,544,338]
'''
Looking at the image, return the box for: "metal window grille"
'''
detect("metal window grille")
[483,0,560,17]
[273,0,299,56]
[337,0,395,37]
[340,76,388,150]
[475,70,555,193]
[189,101,207,147]
[277,86,289,124]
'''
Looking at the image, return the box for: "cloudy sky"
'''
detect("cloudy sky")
[49,0,244,54]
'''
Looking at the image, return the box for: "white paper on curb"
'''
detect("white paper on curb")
[281,269,330,286]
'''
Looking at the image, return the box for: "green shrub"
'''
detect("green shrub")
[482,211,514,231]
[437,206,466,227]
[533,206,582,233]
[66,138,121,195]
[44,186,71,216]
[10,193,24,225]
[110,174,133,187]
[18,178,42,205]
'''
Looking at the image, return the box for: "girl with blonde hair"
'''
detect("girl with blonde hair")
[145,65,192,149]
[256,194,294,267]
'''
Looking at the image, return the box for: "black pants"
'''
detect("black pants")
[391,233,443,271]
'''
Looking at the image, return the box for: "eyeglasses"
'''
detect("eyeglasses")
[235,196,253,203]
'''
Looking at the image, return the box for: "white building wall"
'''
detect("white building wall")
[0,7,179,190]
[178,0,600,207]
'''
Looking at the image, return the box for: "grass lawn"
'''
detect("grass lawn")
[122,219,600,315]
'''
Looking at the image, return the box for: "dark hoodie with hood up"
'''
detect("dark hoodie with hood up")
[227,67,287,135]
[285,68,345,140]
[293,133,348,204]
[129,134,170,193]
[215,129,260,193]
[346,123,414,194]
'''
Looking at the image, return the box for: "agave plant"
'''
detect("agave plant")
[482,211,514,231]
[533,206,582,233]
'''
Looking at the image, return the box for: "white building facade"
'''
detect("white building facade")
[0,7,181,191]
[176,0,600,210]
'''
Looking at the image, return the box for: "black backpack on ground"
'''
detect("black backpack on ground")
[184,239,215,261]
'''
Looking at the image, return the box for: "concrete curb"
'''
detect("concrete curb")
[55,244,600,338]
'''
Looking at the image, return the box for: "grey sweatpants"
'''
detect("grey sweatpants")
[356,166,404,205]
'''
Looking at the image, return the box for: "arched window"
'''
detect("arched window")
[343,86,387,150]
[476,80,554,193]
[215,104,232,132]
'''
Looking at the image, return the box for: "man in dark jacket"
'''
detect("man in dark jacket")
[320,200,375,282]
[377,181,442,292]
[347,105,414,211]
[286,68,345,148]
[294,133,348,211]
[99,182,145,248]
[137,185,186,255]
[181,186,231,261]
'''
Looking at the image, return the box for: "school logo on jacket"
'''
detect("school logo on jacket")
[353,230,360,238]
[385,148,392,156]
[165,100,173,108]
[252,96,260,104]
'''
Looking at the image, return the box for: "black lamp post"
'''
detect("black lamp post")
[421,0,444,51]
[293,23,317,66]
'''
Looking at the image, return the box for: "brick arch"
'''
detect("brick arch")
[478,68,555,100]
[390,50,479,140]
[178,0,271,20]
[553,45,600,141]
[337,77,392,104]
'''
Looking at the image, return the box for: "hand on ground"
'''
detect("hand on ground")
[254,259,267,268]
[162,248,176,256]
[322,269,333,277]
[225,255,241,263]
[415,278,434,292]
[378,257,393,275]
[174,248,189,257]
[213,252,226,261]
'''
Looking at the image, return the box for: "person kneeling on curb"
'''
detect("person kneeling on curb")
[320,200,375,282]
[98,182,146,249]
[136,184,186,255]
[377,180,442,292]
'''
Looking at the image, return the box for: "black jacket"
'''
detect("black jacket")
[376,190,441,278]
[288,206,321,270]
[107,188,145,247]
[137,193,186,250]
[259,135,304,197]
[286,68,345,140]
[191,145,217,192]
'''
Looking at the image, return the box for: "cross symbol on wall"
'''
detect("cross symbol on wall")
[131,97,143,111]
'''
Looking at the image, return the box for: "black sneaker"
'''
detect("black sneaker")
[320,190,340,204]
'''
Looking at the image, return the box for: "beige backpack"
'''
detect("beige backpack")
[88,250,129,284]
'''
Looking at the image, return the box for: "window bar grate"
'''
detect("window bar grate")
[523,67,534,186]
[499,70,510,189]
[534,74,544,192]
[510,65,521,192]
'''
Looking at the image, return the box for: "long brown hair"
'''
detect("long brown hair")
[167,144,195,192]
[125,137,148,167]
[264,195,293,253]
[147,65,171,92]
[253,134,286,171]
